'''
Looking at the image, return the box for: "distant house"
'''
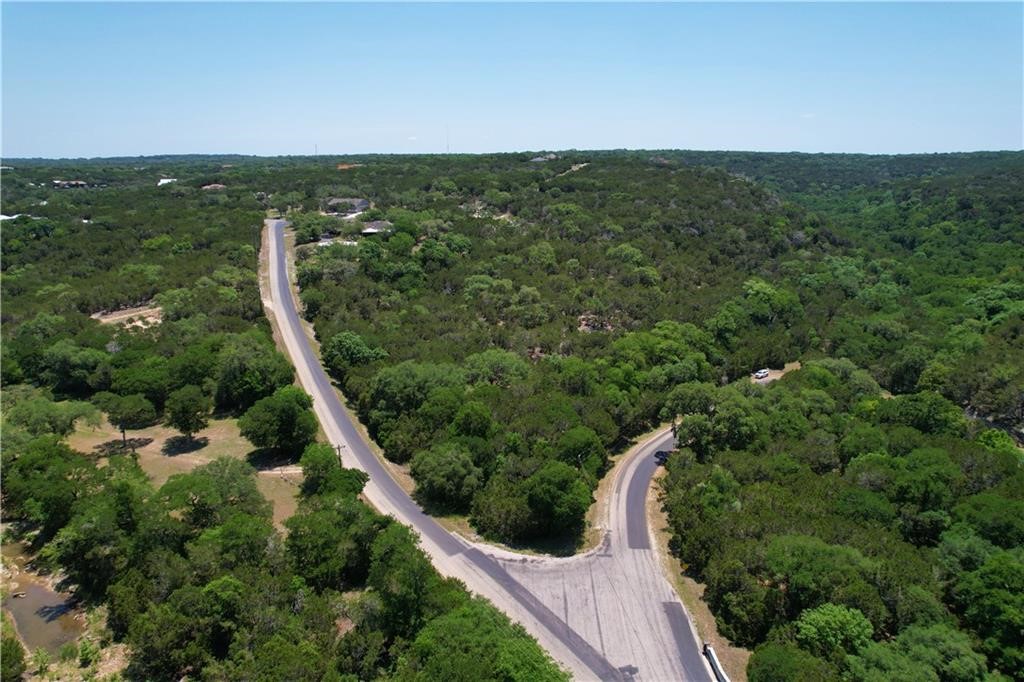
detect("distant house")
[324,197,370,215]
[52,179,88,189]
[317,236,359,248]
[202,183,227,191]
[157,178,178,187]
[529,153,559,162]
[0,214,24,221]
[361,220,393,235]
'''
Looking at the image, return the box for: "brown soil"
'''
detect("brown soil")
[555,162,590,177]
[751,360,802,384]
[90,304,162,328]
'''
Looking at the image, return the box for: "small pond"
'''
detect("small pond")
[2,540,84,654]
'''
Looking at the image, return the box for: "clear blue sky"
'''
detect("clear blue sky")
[3,2,1021,157]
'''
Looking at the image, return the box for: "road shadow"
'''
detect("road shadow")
[500,532,587,558]
[416,494,467,519]
[162,436,209,456]
[92,438,153,457]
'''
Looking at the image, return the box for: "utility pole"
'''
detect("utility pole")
[334,442,345,465]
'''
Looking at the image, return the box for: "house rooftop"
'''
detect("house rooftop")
[361,220,393,235]
[326,197,369,207]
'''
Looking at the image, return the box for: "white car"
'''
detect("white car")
[754,368,770,379]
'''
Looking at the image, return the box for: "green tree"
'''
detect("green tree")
[367,524,448,638]
[411,443,483,511]
[186,513,277,580]
[215,333,294,411]
[322,331,387,380]
[1,436,94,538]
[1,630,26,682]
[285,496,383,590]
[952,550,1024,675]
[106,393,157,445]
[523,461,592,538]
[164,384,211,440]
[395,597,568,682]
[364,361,465,434]
[298,442,368,498]
[48,457,151,598]
[111,357,172,409]
[677,413,715,462]
[38,339,108,396]
[953,493,1024,549]
[555,425,607,481]
[238,386,317,454]
[846,624,989,682]
[450,401,494,439]
[159,457,271,531]
[794,603,873,660]
[3,391,97,437]
[748,642,832,682]
[463,349,529,387]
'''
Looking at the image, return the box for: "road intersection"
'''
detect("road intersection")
[264,219,713,681]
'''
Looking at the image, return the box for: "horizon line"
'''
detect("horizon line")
[4,147,1023,163]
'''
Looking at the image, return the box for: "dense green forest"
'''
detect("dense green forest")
[271,151,1022,546]
[2,150,1021,680]
[660,366,1022,680]
[0,163,565,681]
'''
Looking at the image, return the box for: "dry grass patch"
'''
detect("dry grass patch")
[68,416,300,527]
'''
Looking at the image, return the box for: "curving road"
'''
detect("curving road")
[264,219,712,681]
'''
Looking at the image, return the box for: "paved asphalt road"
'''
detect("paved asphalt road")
[265,220,713,681]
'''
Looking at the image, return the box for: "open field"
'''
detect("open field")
[68,416,300,528]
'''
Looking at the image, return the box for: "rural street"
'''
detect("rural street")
[264,219,713,681]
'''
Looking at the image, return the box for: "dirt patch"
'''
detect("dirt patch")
[90,304,162,329]
[578,313,613,333]
[68,416,299,528]
[555,162,589,177]
[648,469,750,680]
[751,360,801,385]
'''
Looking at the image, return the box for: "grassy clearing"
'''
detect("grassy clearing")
[68,416,300,528]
